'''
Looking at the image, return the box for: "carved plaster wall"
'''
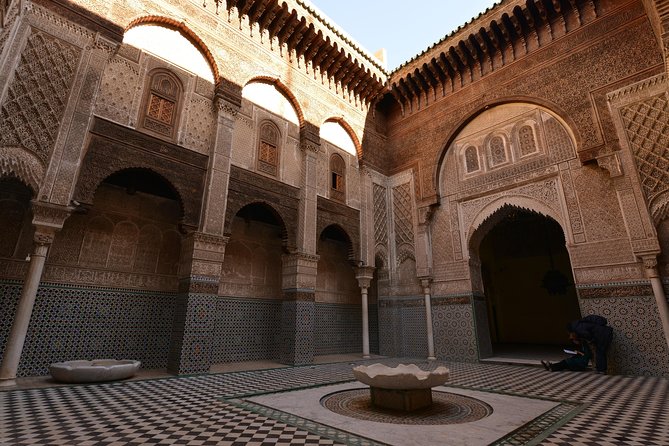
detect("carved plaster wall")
[0,29,81,165]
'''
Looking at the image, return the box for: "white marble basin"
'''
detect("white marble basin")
[352,363,450,390]
[49,359,141,383]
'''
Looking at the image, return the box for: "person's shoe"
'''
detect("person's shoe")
[541,360,552,371]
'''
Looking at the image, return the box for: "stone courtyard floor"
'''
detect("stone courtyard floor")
[1,358,667,445]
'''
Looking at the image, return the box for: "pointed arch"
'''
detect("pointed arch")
[467,199,569,256]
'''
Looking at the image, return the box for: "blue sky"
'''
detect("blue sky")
[311,1,499,70]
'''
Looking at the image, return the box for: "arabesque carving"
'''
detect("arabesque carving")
[0,30,81,164]
[373,183,388,246]
[392,182,414,254]
[620,93,669,215]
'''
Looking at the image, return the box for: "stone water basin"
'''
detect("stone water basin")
[352,363,450,411]
[49,359,141,383]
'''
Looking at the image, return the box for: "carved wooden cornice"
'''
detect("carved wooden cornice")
[201,0,387,105]
[388,0,599,114]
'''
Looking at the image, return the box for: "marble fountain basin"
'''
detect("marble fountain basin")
[49,359,141,383]
[352,363,450,411]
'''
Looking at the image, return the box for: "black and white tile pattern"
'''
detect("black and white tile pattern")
[1,359,668,445]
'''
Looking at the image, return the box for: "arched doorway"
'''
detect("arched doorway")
[475,206,580,355]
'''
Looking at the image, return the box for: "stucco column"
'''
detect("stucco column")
[297,122,320,254]
[356,266,375,358]
[641,255,669,350]
[0,230,54,386]
[200,83,241,236]
[0,201,71,386]
[420,277,436,360]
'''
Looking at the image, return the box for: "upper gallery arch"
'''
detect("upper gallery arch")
[124,17,219,83]
[320,118,360,157]
[242,77,302,126]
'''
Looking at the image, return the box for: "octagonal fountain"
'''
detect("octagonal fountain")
[352,363,450,411]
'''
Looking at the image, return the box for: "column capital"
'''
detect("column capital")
[214,78,242,114]
[300,122,321,153]
[418,276,432,290]
[640,254,659,278]
[355,265,375,288]
[31,201,73,231]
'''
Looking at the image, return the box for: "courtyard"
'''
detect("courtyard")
[1,358,667,445]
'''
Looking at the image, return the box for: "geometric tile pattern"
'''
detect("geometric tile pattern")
[368,303,380,354]
[279,300,316,365]
[211,297,282,363]
[580,296,669,377]
[0,281,176,377]
[167,293,216,375]
[378,298,428,358]
[433,301,479,362]
[314,303,362,356]
[321,388,493,424]
[2,359,668,446]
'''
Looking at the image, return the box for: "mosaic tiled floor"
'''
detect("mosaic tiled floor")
[1,359,668,445]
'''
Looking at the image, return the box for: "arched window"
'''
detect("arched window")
[330,154,346,202]
[257,121,280,177]
[518,124,538,157]
[464,145,480,173]
[141,70,182,139]
[488,135,508,167]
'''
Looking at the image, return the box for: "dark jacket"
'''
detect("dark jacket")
[567,316,613,349]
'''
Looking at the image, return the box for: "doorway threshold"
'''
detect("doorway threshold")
[481,343,566,367]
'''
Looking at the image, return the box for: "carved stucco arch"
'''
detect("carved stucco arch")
[0,147,44,194]
[318,223,356,264]
[74,164,191,226]
[125,16,220,83]
[435,97,581,198]
[224,200,292,251]
[466,196,570,258]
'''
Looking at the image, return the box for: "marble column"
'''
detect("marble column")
[420,277,436,360]
[641,255,669,351]
[0,201,71,386]
[356,266,375,359]
[0,230,54,386]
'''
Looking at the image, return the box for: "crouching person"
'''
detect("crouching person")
[542,332,592,372]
